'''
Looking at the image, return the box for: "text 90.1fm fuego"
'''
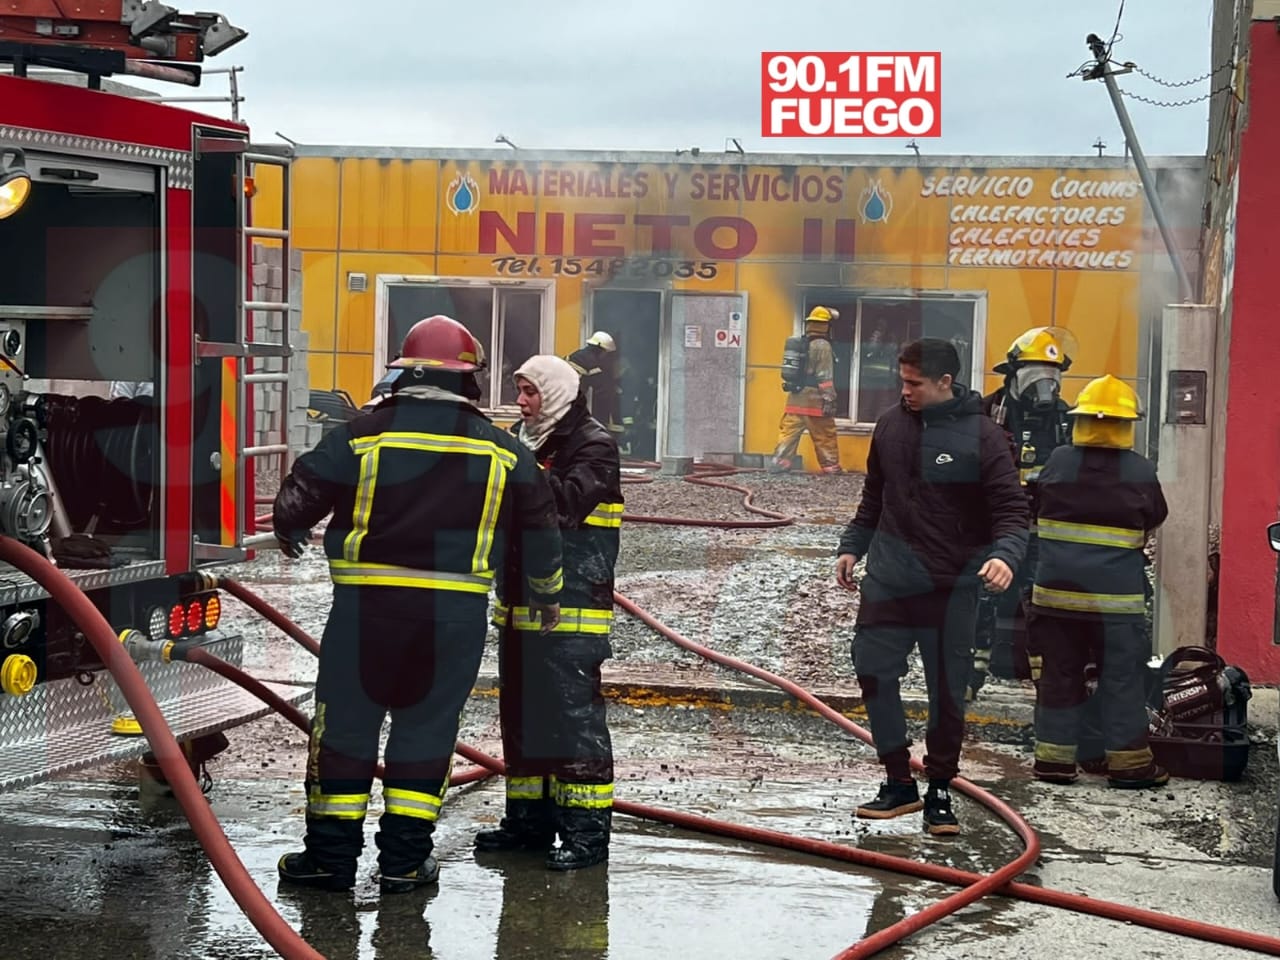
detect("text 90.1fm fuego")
[761,52,942,138]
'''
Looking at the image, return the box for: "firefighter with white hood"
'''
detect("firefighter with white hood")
[477,354,623,870]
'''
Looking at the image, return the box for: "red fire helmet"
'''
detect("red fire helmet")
[389,315,487,373]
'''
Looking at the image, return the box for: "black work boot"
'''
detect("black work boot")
[277,852,355,892]
[854,779,923,820]
[379,856,440,894]
[922,781,960,837]
[547,807,610,871]
[474,798,556,853]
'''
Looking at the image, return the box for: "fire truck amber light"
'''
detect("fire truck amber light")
[0,148,31,220]
[203,593,221,630]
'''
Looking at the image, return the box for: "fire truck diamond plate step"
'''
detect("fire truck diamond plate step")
[0,645,314,794]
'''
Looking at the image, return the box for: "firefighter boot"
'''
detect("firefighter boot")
[547,807,610,871]
[277,852,357,892]
[379,856,441,895]
[1106,749,1170,789]
[474,797,556,853]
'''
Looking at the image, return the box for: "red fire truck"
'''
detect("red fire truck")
[0,3,310,792]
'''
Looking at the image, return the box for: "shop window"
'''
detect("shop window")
[804,293,980,424]
[384,283,547,410]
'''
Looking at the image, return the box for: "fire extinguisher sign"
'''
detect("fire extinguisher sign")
[714,329,742,348]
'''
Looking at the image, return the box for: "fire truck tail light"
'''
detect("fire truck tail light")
[168,604,186,638]
[204,593,221,630]
[147,606,169,639]
[185,601,203,634]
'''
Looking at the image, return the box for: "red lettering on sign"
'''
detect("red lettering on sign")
[574,213,626,257]
[694,216,757,259]
[479,210,536,254]
[635,214,690,253]
[544,212,565,256]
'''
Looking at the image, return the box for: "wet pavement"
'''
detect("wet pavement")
[0,471,1276,958]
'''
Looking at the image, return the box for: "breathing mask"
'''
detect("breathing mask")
[1010,363,1062,411]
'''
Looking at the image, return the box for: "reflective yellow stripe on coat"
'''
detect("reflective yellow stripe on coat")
[1037,518,1145,550]
[492,603,614,634]
[329,561,493,593]
[343,432,516,573]
[584,502,623,528]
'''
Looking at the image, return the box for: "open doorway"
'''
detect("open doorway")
[590,289,662,461]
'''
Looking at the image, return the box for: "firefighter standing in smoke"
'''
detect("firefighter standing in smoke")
[271,315,564,894]
[771,305,842,473]
[1029,374,1170,788]
[567,331,629,449]
[477,354,622,871]
[969,326,1075,698]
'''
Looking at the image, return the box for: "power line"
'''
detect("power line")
[1129,60,1235,88]
[1118,82,1235,108]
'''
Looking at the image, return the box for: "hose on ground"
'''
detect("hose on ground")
[0,537,326,960]
[181,645,491,788]
[219,576,1280,958]
[621,459,795,528]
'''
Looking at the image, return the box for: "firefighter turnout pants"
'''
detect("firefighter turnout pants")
[495,616,615,846]
[772,413,840,472]
[853,585,979,783]
[1029,608,1157,782]
[302,585,487,883]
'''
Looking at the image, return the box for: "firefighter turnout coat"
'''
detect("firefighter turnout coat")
[567,343,625,438]
[1030,444,1168,620]
[275,391,564,616]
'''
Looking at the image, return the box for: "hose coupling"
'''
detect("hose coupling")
[119,628,174,664]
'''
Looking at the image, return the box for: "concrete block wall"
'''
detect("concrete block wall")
[250,244,314,466]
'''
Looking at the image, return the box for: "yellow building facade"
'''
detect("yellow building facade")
[254,148,1193,471]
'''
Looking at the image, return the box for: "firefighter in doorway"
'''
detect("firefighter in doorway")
[567,331,629,450]
[969,326,1074,699]
[1029,374,1170,788]
[770,305,842,474]
[477,354,622,871]
[272,315,564,894]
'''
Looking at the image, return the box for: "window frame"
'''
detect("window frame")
[373,275,556,414]
[796,287,988,429]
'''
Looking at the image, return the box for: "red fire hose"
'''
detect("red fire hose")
[218,568,1280,958]
[0,538,326,960]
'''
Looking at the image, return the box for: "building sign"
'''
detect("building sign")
[923,171,1144,270]
[433,161,1145,274]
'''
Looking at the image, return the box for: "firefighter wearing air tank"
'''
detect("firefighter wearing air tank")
[771,305,842,474]
[567,331,628,446]
[271,315,564,894]
[969,326,1073,698]
[477,354,623,871]
[1029,374,1170,788]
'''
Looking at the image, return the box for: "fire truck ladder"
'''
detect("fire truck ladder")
[194,140,293,563]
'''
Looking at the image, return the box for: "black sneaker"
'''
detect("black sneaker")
[923,783,960,836]
[379,856,440,894]
[854,780,923,820]
[277,852,355,892]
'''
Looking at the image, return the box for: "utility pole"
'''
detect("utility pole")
[1093,137,1106,156]
[1084,33,1195,303]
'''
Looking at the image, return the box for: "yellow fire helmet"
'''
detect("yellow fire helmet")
[994,325,1076,374]
[806,305,839,323]
[1068,374,1142,420]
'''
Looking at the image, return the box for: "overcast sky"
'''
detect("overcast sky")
[139,0,1217,158]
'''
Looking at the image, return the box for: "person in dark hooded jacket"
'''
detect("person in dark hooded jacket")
[476,354,624,871]
[836,338,1029,836]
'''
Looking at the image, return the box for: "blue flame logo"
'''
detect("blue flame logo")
[858,179,893,224]
[446,172,480,215]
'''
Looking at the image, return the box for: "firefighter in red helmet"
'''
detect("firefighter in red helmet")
[272,314,564,894]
